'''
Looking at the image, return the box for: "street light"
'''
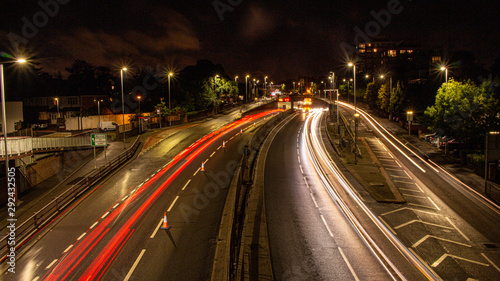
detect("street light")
[168,72,173,126]
[214,75,220,112]
[54,97,59,116]
[440,66,448,86]
[264,76,268,93]
[354,113,360,165]
[380,74,393,118]
[137,95,142,113]
[245,75,250,103]
[1,58,27,203]
[348,62,357,113]
[120,67,127,149]
[94,99,103,129]
[235,76,239,83]
[407,111,414,136]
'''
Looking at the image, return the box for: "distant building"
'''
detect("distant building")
[356,38,443,83]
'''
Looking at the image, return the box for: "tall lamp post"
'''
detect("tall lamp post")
[137,96,141,113]
[120,67,127,149]
[168,72,173,126]
[440,66,448,86]
[264,76,268,94]
[354,113,360,165]
[214,75,219,112]
[245,75,250,104]
[54,97,59,117]
[331,72,335,102]
[94,99,103,129]
[1,58,27,203]
[348,62,357,113]
[407,111,413,136]
[235,76,238,83]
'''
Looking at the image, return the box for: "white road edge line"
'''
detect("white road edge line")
[210,151,216,158]
[310,193,318,208]
[90,221,99,229]
[446,217,471,242]
[32,277,40,281]
[427,197,441,211]
[124,249,146,281]
[45,259,58,270]
[182,179,192,191]
[320,215,334,238]
[338,247,360,281]
[113,203,120,209]
[299,165,304,174]
[167,196,180,212]
[150,219,164,239]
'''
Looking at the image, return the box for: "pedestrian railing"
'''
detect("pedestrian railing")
[0,136,93,157]
[0,136,141,262]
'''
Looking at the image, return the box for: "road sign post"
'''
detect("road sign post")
[91,134,107,169]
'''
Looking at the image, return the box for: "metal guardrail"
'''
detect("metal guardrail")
[0,136,141,261]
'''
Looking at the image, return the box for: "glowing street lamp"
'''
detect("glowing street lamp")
[440,66,448,86]
[348,62,357,112]
[120,67,127,149]
[235,76,239,83]
[245,75,250,103]
[137,95,142,113]
[168,72,173,126]
[407,111,414,136]
[54,97,59,115]
[1,57,27,202]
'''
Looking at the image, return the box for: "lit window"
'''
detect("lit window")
[388,50,397,57]
[432,56,441,63]
[368,43,371,47]
[373,48,378,52]
[360,49,365,53]
[407,50,413,54]
[400,50,406,54]
[360,44,365,48]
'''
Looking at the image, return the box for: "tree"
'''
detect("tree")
[424,78,493,148]
[377,83,390,112]
[364,81,379,109]
[390,81,405,116]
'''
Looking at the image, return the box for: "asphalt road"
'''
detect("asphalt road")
[6,105,276,281]
[264,110,419,280]
[337,102,500,281]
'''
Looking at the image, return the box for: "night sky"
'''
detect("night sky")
[1,0,499,81]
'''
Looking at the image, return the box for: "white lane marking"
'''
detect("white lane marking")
[63,244,73,254]
[167,196,180,212]
[414,183,424,192]
[32,277,40,281]
[320,215,334,238]
[150,219,164,239]
[77,233,86,241]
[432,253,489,268]
[210,151,216,158]
[217,145,222,150]
[122,195,129,200]
[157,169,161,173]
[303,177,309,188]
[446,217,471,242]
[124,249,147,281]
[90,221,99,229]
[101,212,110,219]
[427,197,441,211]
[46,259,58,270]
[310,193,318,208]
[297,148,299,154]
[193,167,201,176]
[182,179,191,191]
[403,194,427,199]
[394,220,453,230]
[408,203,438,210]
[338,247,360,281]
[403,170,412,179]
[299,165,304,174]
[113,203,120,209]
[204,159,209,164]
[412,234,471,248]
[481,253,500,272]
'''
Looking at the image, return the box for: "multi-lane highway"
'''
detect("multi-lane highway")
[263,107,432,280]
[6,106,281,281]
[335,101,500,280]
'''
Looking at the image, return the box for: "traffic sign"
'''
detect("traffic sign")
[91,134,107,147]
